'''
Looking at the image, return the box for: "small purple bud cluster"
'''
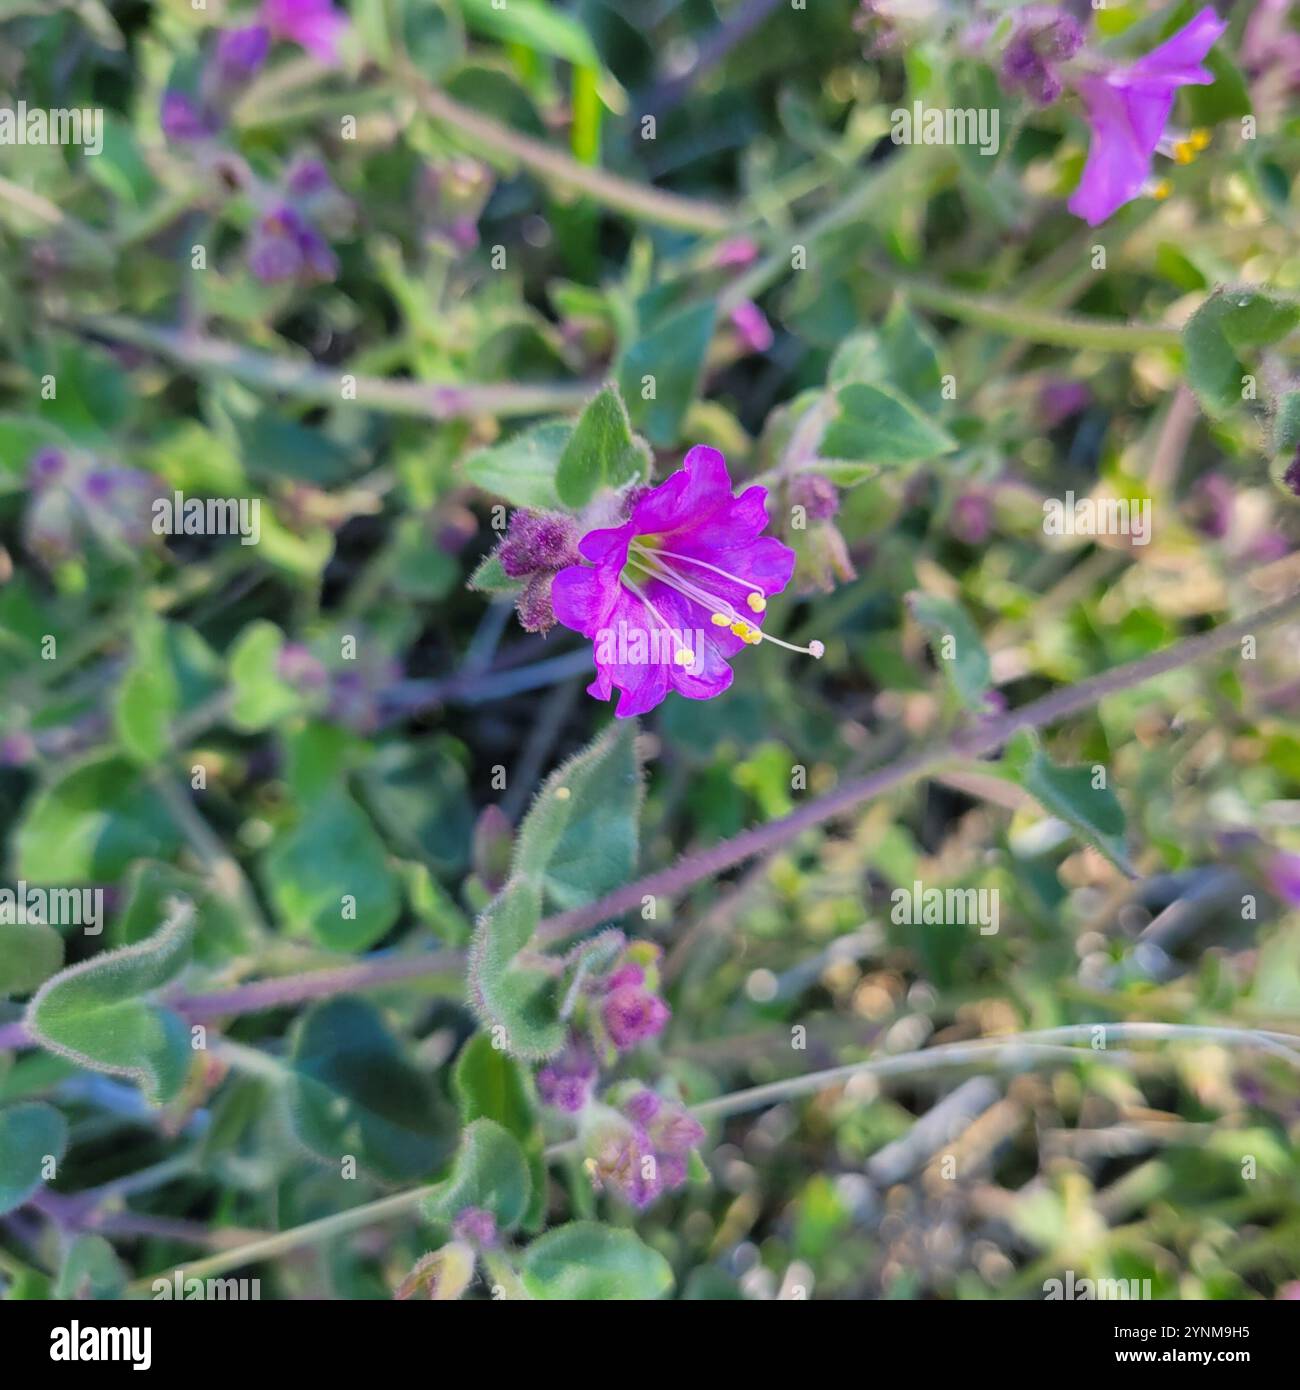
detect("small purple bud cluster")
[451,1207,498,1249]
[1000,7,1085,105]
[492,509,581,634]
[787,473,855,594]
[161,25,269,145]
[247,156,349,285]
[534,943,693,1207]
[24,447,158,565]
[584,1087,705,1210]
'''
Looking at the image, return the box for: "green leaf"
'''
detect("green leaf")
[519,1222,674,1300]
[25,903,195,1103]
[14,754,182,884]
[227,621,305,732]
[0,1102,67,1215]
[53,1234,127,1301]
[468,878,563,1059]
[422,1118,531,1232]
[0,923,64,998]
[288,999,456,1182]
[453,1033,546,1229]
[1003,735,1132,874]
[463,421,569,509]
[262,792,402,951]
[537,721,642,911]
[468,551,522,596]
[1273,389,1300,458]
[907,591,992,710]
[556,384,651,508]
[829,302,945,411]
[618,301,717,447]
[1183,287,1300,417]
[820,382,957,469]
[114,616,180,764]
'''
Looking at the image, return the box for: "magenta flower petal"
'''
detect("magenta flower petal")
[551,447,801,717]
[1067,6,1226,226]
[261,0,347,64]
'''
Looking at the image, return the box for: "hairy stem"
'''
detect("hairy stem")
[538,587,1300,942]
[119,1021,1299,1289]
[61,312,597,420]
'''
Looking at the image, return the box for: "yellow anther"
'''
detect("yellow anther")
[1149,178,1172,201]
[674,648,694,666]
[1173,138,1197,165]
[730,621,751,640]
[746,592,766,613]
[711,612,731,627]
[1190,127,1211,152]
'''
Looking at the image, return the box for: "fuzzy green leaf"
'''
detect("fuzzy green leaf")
[25,903,195,1103]
[422,1118,532,1232]
[519,1222,674,1300]
[820,382,957,468]
[556,384,651,508]
[907,591,992,710]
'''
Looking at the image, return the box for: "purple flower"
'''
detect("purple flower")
[712,236,759,268]
[214,25,271,87]
[261,0,347,65]
[585,1090,704,1210]
[1268,852,1300,908]
[1001,7,1085,105]
[28,447,66,487]
[285,156,334,202]
[536,1036,598,1114]
[601,977,670,1053]
[1067,7,1227,226]
[247,204,338,284]
[730,301,774,354]
[1038,378,1092,428]
[551,447,811,718]
[1190,471,1235,538]
[160,90,219,143]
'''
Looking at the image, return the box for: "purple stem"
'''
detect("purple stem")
[2,588,1296,1054]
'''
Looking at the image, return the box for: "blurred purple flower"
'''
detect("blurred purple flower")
[585,1089,704,1209]
[950,489,993,546]
[730,300,774,354]
[1268,852,1300,907]
[1067,7,1227,226]
[713,236,759,268]
[601,970,671,1053]
[1001,7,1085,105]
[1282,450,1300,499]
[261,0,347,64]
[161,90,219,143]
[536,1036,598,1114]
[247,203,338,284]
[214,25,271,87]
[1190,472,1235,539]
[552,447,807,717]
[1038,378,1091,428]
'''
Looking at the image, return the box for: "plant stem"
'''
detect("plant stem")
[62,312,597,421]
[119,1021,1299,1288]
[412,85,733,235]
[894,274,1183,353]
[538,586,1300,942]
